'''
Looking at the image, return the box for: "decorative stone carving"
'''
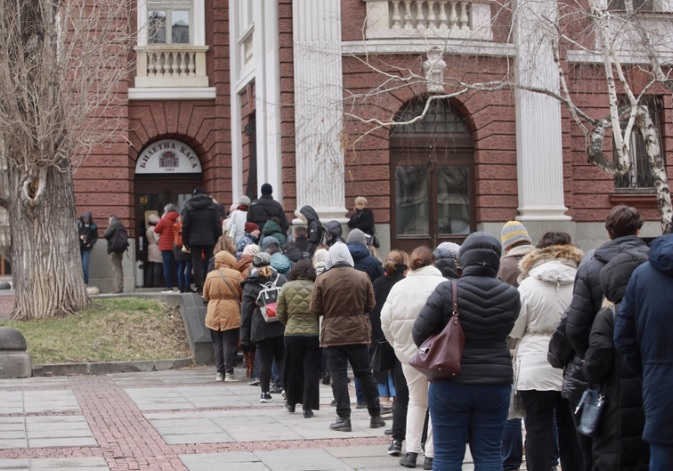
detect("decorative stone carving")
[423,47,447,94]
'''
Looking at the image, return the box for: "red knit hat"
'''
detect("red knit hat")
[245,222,258,233]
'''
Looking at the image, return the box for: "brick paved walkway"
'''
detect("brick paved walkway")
[1,369,431,471]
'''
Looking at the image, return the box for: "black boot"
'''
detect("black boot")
[329,416,352,432]
[400,452,418,468]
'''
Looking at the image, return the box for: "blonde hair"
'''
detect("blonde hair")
[384,250,408,277]
[354,196,368,206]
[258,266,273,278]
[214,234,236,255]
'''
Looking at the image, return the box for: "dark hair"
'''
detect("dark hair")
[289,259,317,282]
[536,231,572,249]
[384,250,407,277]
[605,205,643,239]
[192,187,207,196]
[294,226,307,238]
[409,246,435,271]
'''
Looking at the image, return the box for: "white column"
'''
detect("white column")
[513,0,570,221]
[255,1,283,200]
[292,0,348,221]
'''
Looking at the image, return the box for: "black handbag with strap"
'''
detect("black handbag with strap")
[370,339,396,373]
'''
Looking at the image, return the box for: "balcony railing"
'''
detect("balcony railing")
[134,45,209,88]
[364,0,494,41]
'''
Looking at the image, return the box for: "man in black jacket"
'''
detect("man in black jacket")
[247,183,289,235]
[182,187,222,293]
[564,204,648,471]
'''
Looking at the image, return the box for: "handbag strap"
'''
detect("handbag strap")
[451,280,459,317]
[217,270,241,307]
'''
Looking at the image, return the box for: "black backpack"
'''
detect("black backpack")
[110,226,129,253]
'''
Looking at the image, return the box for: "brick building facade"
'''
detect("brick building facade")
[6,0,667,291]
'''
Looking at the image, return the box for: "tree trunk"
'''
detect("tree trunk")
[9,156,90,320]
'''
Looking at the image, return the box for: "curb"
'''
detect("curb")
[32,358,194,377]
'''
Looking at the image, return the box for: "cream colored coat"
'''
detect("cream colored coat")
[381,265,447,364]
[510,245,583,391]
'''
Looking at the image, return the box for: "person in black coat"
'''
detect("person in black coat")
[412,232,520,470]
[347,196,379,247]
[247,183,290,234]
[182,187,223,293]
[298,205,323,256]
[615,233,673,469]
[371,250,409,456]
[563,205,648,470]
[240,251,288,402]
[583,251,649,471]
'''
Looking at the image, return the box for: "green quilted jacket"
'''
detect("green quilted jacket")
[276,279,318,336]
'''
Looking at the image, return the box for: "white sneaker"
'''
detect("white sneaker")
[216,373,224,382]
[225,373,240,382]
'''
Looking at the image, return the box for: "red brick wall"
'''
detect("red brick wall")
[279,0,297,219]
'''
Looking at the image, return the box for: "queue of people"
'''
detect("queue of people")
[82,195,670,471]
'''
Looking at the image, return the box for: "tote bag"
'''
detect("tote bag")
[409,280,465,381]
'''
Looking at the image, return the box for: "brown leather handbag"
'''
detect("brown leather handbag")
[409,280,465,381]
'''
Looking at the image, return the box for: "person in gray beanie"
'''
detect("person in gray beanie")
[347,228,383,282]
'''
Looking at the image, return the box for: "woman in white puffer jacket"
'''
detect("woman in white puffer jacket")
[509,232,584,471]
[381,246,448,469]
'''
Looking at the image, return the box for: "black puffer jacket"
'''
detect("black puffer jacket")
[371,266,407,343]
[240,270,288,344]
[548,312,587,405]
[583,251,649,470]
[566,236,648,358]
[182,194,222,247]
[247,195,289,234]
[413,232,520,385]
[299,205,323,255]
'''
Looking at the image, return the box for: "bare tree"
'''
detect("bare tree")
[0,0,133,319]
[341,0,673,233]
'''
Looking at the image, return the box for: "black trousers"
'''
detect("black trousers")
[326,344,381,419]
[392,358,408,442]
[210,328,238,375]
[519,390,583,471]
[256,336,285,394]
[283,335,321,411]
[189,245,213,292]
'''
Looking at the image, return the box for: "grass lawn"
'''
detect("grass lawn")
[0,297,192,365]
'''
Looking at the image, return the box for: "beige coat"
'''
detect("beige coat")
[203,251,243,331]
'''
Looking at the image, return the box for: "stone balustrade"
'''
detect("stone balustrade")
[364,0,494,41]
[134,45,209,88]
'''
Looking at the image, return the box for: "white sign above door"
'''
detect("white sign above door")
[135,139,202,174]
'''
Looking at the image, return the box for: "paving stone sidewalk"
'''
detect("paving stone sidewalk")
[0,368,484,470]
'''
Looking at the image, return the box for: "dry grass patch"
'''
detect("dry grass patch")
[0,298,192,364]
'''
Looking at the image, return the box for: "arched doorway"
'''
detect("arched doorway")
[390,98,475,253]
[134,139,203,287]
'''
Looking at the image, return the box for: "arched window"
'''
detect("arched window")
[390,97,475,252]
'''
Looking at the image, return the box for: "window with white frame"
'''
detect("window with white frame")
[614,97,662,191]
[147,0,192,44]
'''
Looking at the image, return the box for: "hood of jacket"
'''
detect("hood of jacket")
[214,250,237,270]
[186,194,214,210]
[262,219,283,236]
[299,205,319,223]
[325,241,354,269]
[459,232,501,278]
[80,211,93,224]
[599,250,649,303]
[593,235,648,265]
[270,253,292,274]
[519,245,584,285]
[649,233,673,277]
[347,242,370,261]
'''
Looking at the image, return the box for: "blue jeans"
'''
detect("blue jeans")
[502,419,523,470]
[161,250,175,289]
[176,258,192,292]
[429,382,510,471]
[80,248,91,284]
[650,444,673,471]
[377,371,396,398]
